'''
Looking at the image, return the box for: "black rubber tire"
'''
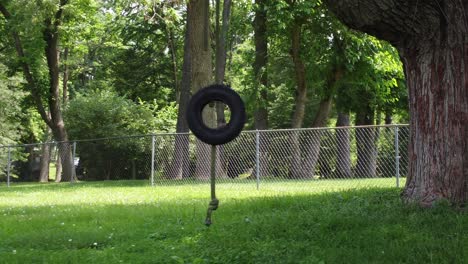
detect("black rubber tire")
[186,84,246,145]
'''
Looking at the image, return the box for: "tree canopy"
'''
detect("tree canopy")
[0,0,409,184]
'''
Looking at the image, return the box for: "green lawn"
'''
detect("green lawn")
[0,180,466,263]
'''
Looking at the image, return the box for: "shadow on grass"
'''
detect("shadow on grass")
[0,188,466,263]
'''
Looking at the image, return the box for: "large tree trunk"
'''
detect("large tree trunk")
[253,0,269,178]
[335,112,351,178]
[168,2,192,180]
[189,0,214,180]
[325,0,467,206]
[402,41,467,205]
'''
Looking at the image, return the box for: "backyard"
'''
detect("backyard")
[0,180,466,263]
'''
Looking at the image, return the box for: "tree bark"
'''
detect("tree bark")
[189,0,214,180]
[252,0,269,178]
[168,30,179,102]
[55,145,62,182]
[325,0,468,206]
[253,0,268,130]
[335,112,351,178]
[384,110,392,125]
[355,107,377,178]
[168,2,193,180]
[290,20,307,129]
[214,0,232,178]
[62,47,69,104]
[39,129,52,183]
[43,11,74,182]
[290,63,342,179]
[293,97,333,179]
[288,16,308,179]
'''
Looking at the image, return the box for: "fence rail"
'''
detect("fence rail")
[0,125,409,190]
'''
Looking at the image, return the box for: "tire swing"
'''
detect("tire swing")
[186,84,246,226]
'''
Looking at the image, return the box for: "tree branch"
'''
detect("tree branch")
[324,0,441,47]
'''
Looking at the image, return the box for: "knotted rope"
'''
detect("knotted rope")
[205,145,219,226]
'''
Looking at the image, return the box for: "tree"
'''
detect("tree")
[168,2,193,180]
[110,1,182,104]
[189,0,214,180]
[252,0,269,178]
[325,0,467,206]
[0,0,75,181]
[253,0,268,130]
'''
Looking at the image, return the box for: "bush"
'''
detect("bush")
[65,91,158,180]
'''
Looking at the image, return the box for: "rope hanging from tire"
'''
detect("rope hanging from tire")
[186,84,246,226]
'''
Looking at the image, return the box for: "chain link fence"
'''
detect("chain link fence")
[0,125,409,191]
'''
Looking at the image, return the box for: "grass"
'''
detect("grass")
[0,180,466,263]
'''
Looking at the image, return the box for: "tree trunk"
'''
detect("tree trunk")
[189,0,214,180]
[288,17,308,179]
[55,146,62,182]
[384,110,392,125]
[325,0,467,206]
[292,98,333,179]
[43,15,74,182]
[213,0,232,179]
[290,63,341,179]
[39,129,52,182]
[131,159,136,180]
[335,112,351,178]
[168,1,192,180]
[290,21,307,129]
[253,0,268,131]
[168,30,179,102]
[402,40,467,205]
[253,0,269,178]
[62,47,69,104]
[355,108,377,178]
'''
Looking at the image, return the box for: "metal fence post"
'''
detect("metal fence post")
[7,147,11,187]
[395,126,400,187]
[150,134,155,186]
[71,141,77,184]
[255,130,260,190]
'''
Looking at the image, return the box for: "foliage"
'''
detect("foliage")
[0,63,26,146]
[64,90,160,180]
[106,1,183,104]
[0,0,411,183]
[65,90,156,139]
[0,181,466,263]
[334,30,407,117]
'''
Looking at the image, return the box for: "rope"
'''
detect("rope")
[205,145,218,226]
